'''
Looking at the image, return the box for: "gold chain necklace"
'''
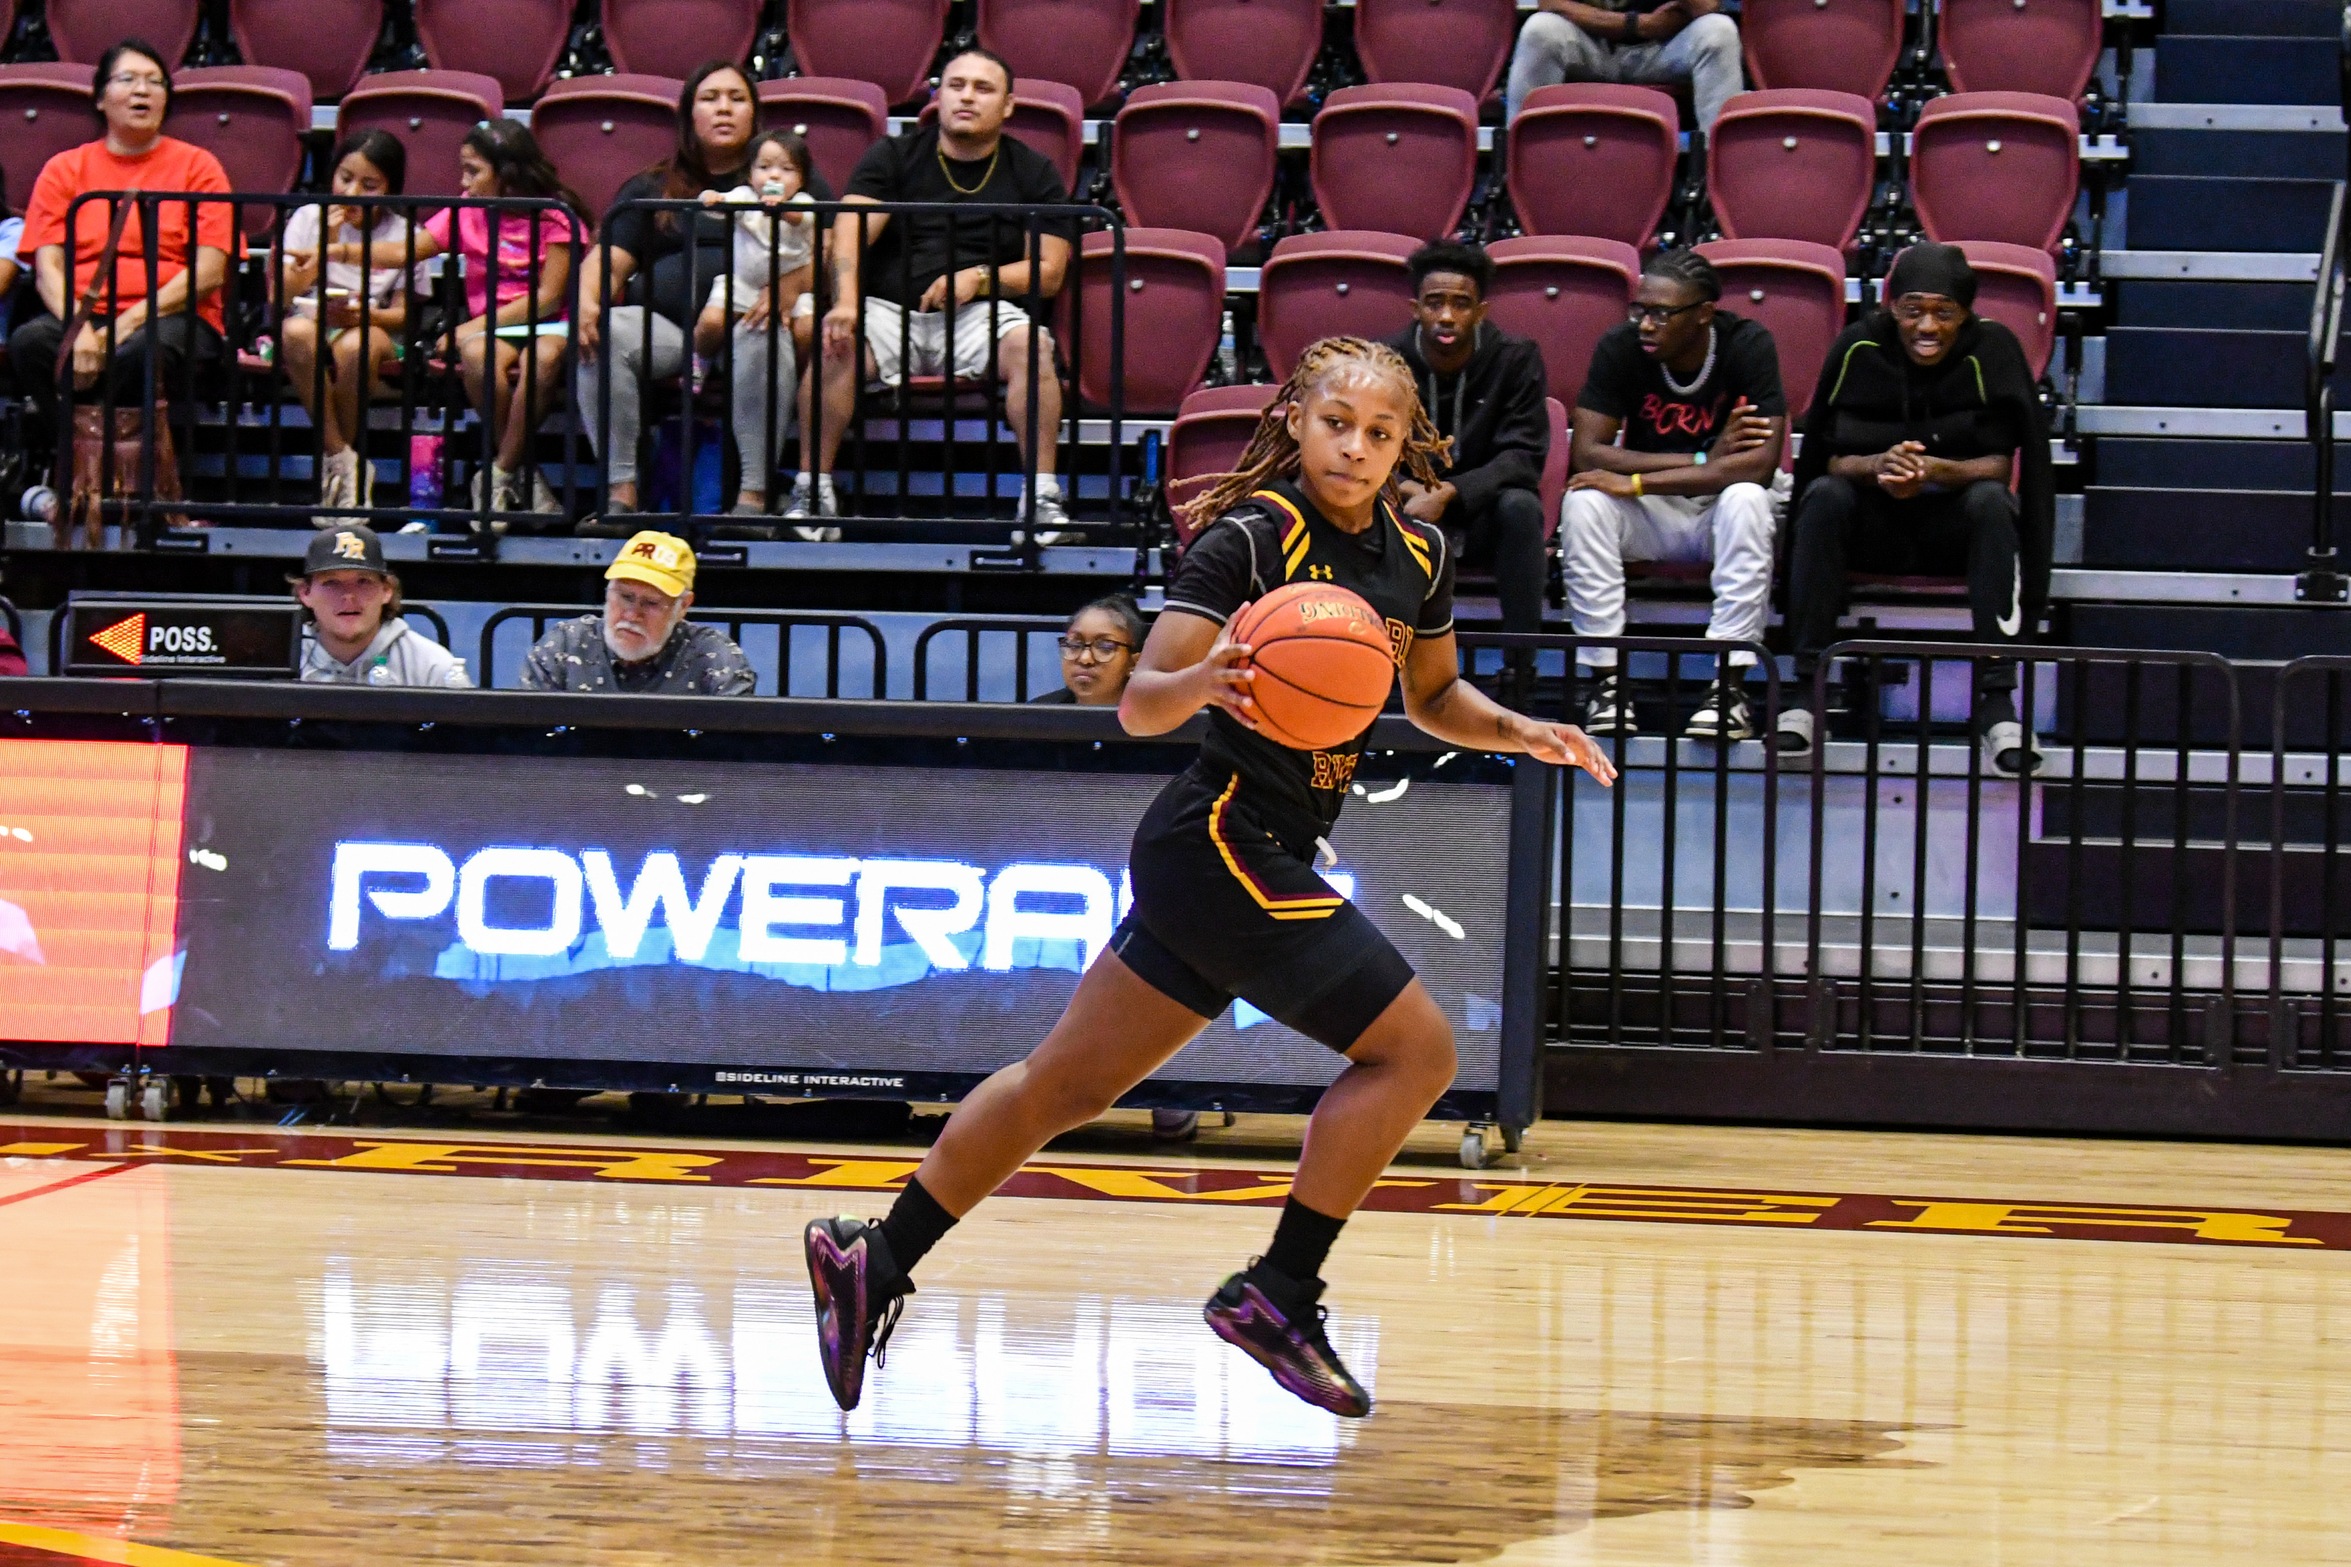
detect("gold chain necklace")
[936,140,1000,195]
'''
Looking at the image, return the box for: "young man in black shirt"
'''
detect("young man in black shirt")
[1566,249,1784,739]
[1381,241,1552,633]
[791,48,1076,540]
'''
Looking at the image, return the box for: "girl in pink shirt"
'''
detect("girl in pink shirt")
[339,120,583,515]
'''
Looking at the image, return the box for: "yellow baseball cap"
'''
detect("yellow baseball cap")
[605,530,696,597]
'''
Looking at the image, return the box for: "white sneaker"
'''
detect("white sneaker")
[314,448,357,527]
[1683,685,1754,741]
[1012,483,1073,546]
[784,475,840,542]
[1773,705,1816,754]
[1582,671,1638,735]
[525,469,563,515]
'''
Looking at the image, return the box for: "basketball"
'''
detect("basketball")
[1230,581,1397,751]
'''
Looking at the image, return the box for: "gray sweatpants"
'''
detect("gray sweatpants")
[1504,10,1745,134]
[576,305,793,493]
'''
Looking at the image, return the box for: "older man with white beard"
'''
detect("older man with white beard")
[520,530,755,695]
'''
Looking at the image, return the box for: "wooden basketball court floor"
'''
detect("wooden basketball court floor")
[4,1097,2351,1566]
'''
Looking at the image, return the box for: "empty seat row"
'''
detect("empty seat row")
[21,0,2107,109]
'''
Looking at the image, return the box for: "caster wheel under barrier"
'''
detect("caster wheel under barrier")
[1459,1128,1489,1170]
[141,1081,169,1122]
[105,1079,130,1120]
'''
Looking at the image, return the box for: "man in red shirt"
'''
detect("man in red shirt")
[10,39,232,431]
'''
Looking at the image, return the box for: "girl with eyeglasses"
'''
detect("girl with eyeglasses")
[1028,593,1145,707]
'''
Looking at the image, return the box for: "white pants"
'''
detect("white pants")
[862,297,1031,385]
[1563,481,1776,667]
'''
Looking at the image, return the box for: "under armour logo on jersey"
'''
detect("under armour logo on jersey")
[1307,564,1334,582]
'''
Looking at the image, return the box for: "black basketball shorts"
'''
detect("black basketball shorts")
[1108,767,1417,1053]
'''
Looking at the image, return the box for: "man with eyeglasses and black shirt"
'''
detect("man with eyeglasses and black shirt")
[1564,248,1784,741]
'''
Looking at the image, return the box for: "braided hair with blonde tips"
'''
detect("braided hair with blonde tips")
[1179,336,1454,534]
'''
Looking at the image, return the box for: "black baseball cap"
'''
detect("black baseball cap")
[303,525,389,576]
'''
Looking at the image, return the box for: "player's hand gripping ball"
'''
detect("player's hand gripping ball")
[1227,582,1397,751]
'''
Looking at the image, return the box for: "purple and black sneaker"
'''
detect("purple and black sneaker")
[1203,1260,1372,1418]
[804,1216,912,1412]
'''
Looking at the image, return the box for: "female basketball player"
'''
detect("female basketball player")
[806,336,1615,1418]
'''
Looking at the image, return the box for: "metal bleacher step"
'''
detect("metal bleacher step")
[2101,325,2349,407]
[2081,487,2344,573]
[2155,36,2343,105]
[2069,602,2351,662]
[2124,174,2338,252]
[2166,0,2343,37]
[2111,278,2316,330]
[2096,437,2327,491]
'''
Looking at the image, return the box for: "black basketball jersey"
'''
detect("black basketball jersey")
[1162,478,1456,836]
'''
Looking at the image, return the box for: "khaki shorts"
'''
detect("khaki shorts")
[859,296,1030,385]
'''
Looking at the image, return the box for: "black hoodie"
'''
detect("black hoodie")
[1381,322,1550,517]
[1793,310,2054,620]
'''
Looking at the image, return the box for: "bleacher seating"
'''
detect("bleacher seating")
[1741,0,1907,100]
[1071,228,1227,416]
[0,63,99,216]
[1693,239,1847,419]
[531,75,682,224]
[1505,85,1680,249]
[603,0,762,84]
[413,0,569,102]
[1162,0,1322,109]
[165,67,312,234]
[1708,90,1879,252]
[1945,239,2059,380]
[1938,0,2103,102]
[1110,81,1281,253]
[229,0,377,101]
[784,0,950,109]
[977,0,1140,111]
[336,71,505,200]
[1909,91,2082,254]
[1308,84,1479,242]
[917,79,1087,191]
[1166,383,1279,542]
[758,77,890,195]
[1483,235,1640,408]
[1352,0,1514,103]
[45,0,199,69]
[1255,230,1418,379]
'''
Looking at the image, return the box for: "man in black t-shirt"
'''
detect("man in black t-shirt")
[791,47,1078,540]
[1566,249,1785,740]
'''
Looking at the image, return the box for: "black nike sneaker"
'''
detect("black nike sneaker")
[804,1216,913,1412]
[1203,1260,1372,1418]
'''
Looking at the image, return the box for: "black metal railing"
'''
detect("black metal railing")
[474,604,886,696]
[2303,179,2349,603]
[2264,653,2351,1069]
[911,615,1072,701]
[26,192,1134,568]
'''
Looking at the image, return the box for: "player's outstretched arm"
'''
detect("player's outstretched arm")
[1400,631,1617,786]
[1118,606,1260,737]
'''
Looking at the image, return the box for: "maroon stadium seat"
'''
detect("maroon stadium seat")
[1484,233,1639,406]
[917,78,1086,191]
[336,72,506,201]
[1708,89,1877,252]
[230,0,377,101]
[1538,395,1566,541]
[1309,84,1478,242]
[979,0,1140,109]
[1910,91,2080,254]
[47,0,199,69]
[605,0,762,83]
[1069,227,1226,414]
[165,67,312,237]
[1111,81,1280,253]
[1163,0,1322,109]
[414,0,569,102]
[1940,0,2102,102]
[531,75,682,224]
[758,78,890,196]
[1167,383,1279,543]
[0,64,98,216]
[1255,230,1418,379]
[1695,238,1846,433]
[1354,0,1513,103]
[1949,238,2058,378]
[1506,84,1678,248]
[786,0,952,108]
[1742,0,1905,101]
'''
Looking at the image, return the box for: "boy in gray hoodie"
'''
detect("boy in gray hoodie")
[292,526,469,686]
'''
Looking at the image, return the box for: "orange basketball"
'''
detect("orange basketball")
[1230,582,1397,751]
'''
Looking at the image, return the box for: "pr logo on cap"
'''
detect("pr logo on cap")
[333,531,369,562]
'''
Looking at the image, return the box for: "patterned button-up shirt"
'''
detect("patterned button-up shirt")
[518,615,756,696]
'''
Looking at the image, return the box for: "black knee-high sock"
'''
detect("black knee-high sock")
[876,1176,957,1278]
[1261,1195,1347,1285]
